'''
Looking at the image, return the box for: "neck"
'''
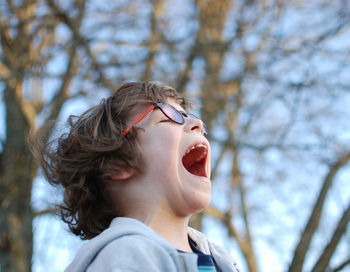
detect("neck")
[149,214,192,252]
[127,206,193,252]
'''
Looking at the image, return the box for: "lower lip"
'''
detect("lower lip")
[183,167,211,182]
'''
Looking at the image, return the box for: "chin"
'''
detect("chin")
[183,190,212,216]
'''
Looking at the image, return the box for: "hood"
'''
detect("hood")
[65,217,176,272]
[65,217,240,272]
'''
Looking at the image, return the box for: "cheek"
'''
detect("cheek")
[139,129,181,173]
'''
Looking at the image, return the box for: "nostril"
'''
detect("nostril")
[185,114,206,134]
[191,125,200,132]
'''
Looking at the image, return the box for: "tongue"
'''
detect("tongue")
[187,160,206,177]
[182,148,206,177]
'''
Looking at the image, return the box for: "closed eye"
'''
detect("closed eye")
[159,119,171,123]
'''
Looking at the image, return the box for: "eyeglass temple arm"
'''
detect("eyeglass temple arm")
[119,104,156,139]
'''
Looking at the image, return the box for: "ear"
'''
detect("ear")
[111,168,135,181]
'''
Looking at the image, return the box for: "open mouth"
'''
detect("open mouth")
[182,143,208,177]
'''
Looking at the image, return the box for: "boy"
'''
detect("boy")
[37,81,240,271]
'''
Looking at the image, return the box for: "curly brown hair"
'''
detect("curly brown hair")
[34,81,190,240]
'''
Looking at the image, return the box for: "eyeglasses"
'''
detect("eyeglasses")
[120,102,207,139]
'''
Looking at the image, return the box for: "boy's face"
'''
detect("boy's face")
[132,99,211,217]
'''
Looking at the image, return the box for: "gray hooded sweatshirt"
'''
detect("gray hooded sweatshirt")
[65,217,240,272]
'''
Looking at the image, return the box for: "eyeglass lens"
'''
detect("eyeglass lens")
[159,104,208,135]
[159,104,184,124]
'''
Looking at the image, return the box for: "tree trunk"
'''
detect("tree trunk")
[0,83,35,272]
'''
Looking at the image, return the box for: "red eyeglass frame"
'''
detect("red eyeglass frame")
[119,102,207,139]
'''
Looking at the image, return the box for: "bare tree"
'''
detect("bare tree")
[1,0,349,271]
[0,0,87,271]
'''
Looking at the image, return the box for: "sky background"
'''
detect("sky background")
[1,0,350,271]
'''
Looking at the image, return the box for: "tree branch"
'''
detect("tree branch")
[46,0,116,91]
[211,143,229,181]
[176,42,198,92]
[41,42,78,136]
[288,151,350,272]
[232,148,258,272]
[333,257,350,272]
[204,202,258,272]
[33,208,59,217]
[40,0,86,138]
[0,151,2,175]
[203,205,247,251]
[311,202,350,272]
[141,0,163,81]
[0,60,10,80]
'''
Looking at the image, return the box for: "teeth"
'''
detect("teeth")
[184,143,208,162]
[185,143,207,154]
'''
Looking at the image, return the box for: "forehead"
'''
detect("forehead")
[166,99,185,112]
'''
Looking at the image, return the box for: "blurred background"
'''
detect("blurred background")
[0,0,350,271]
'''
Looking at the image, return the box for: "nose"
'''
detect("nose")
[184,114,206,135]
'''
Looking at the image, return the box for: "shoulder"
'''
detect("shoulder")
[88,232,179,271]
[66,218,182,272]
